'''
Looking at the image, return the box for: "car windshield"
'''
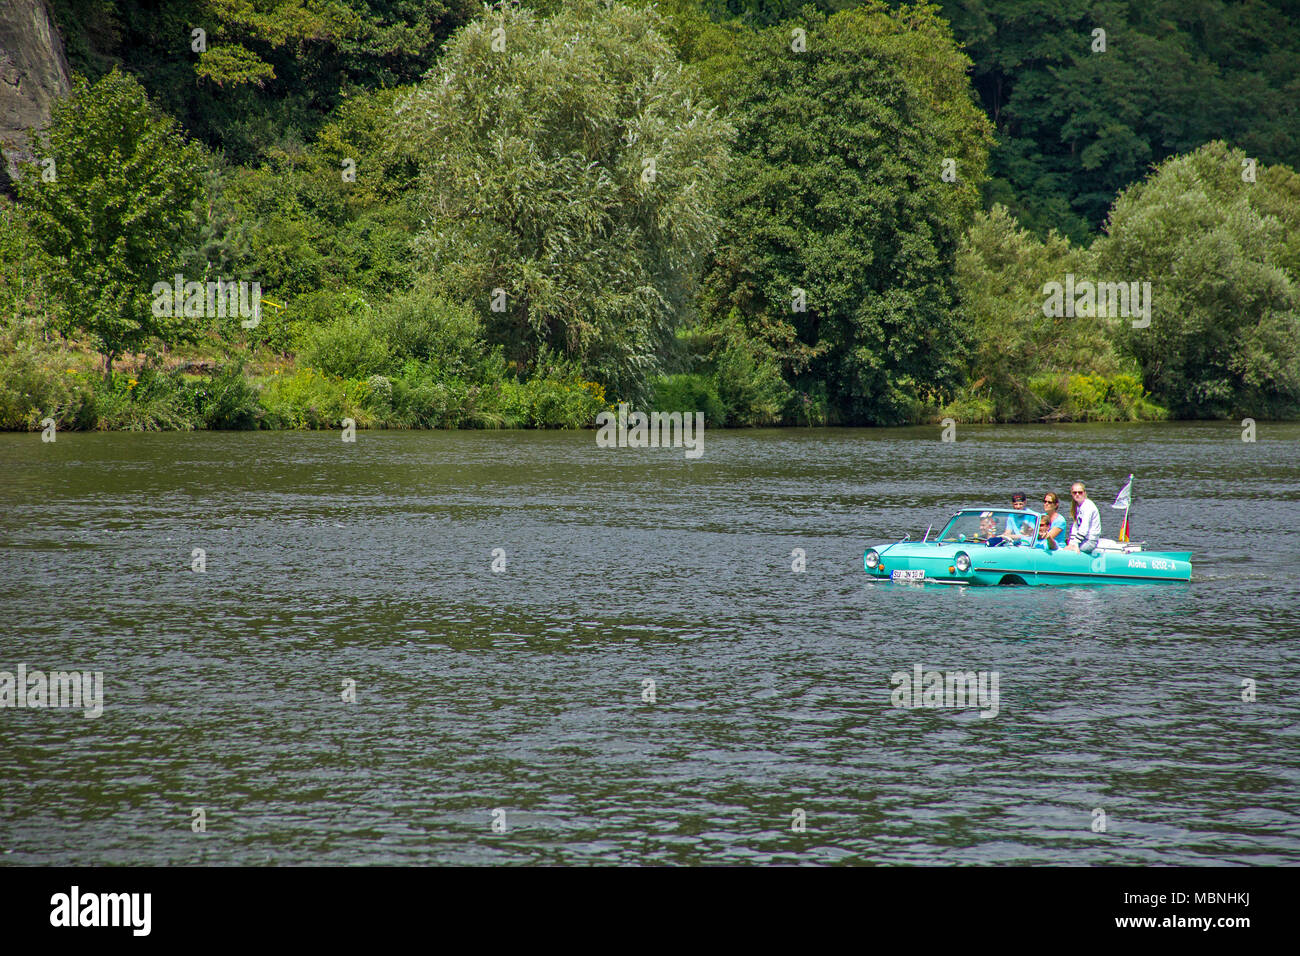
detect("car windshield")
[937,510,1040,544]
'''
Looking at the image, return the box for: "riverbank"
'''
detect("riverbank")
[2,338,1182,432]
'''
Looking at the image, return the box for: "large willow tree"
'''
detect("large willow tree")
[701,2,993,424]
[394,0,733,401]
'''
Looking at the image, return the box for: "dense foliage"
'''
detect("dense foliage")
[938,0,1300,241]
[713,1,1300,242]
[49,0,477,164]
[702,3,992,424]
[394,0,732,403]
[950,205,1161,423]
[1095,142,1300,418]
[2,0,1297,430]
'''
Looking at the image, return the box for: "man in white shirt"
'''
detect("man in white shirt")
[1065,482,1101,553]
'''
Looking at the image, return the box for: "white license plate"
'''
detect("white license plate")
[891,569,925,582]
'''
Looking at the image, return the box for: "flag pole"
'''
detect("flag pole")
[1122,473,1132,543]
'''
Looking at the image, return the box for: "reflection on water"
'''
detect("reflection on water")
[0,422,1297,864]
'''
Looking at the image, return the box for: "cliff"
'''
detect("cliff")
[0,0,71,185]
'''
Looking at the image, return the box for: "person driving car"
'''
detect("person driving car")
[976,515,1001,544]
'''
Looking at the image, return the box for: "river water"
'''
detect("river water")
[1,423,1297,865]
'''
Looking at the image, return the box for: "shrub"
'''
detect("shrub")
[374,288,489,378]
[0,348,97,430]
[496,376,610,428]
[1066,374,1109,419]
[784,385,830,427]
[938,388,996,424]
[701,310,792,425]
[258,367,372,429]
[297,308,391,379]
[239,296,295,355]
[389,377,457,428]
[192,364,263,429]
[651,373,726,425]
[1026,375,1069,418]
[93,367,194,431]
[366,374,394,416]
[1023,371,1166,422]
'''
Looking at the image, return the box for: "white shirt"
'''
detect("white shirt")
[1069,497,1101,549]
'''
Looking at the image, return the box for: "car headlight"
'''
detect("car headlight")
[864,549,880,570]
[955,552,971,572]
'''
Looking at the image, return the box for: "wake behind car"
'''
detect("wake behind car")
[863,508,1192,586]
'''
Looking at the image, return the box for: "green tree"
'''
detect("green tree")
[1094,141,1300,418]
[952,205,1158,421]
[628,0,746,109]
[212,86,422,316]
[394,0,733,402]
[710,0,863,27]
[17,69,207,381]
[940,0,1300,240]
[48,0,476,163]
[702,1,992,423]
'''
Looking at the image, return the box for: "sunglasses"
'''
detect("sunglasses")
[1071,490,1085,496]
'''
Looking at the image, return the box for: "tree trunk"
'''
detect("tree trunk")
[104,351,114,384]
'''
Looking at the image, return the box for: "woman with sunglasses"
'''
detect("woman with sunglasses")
[1064,482,1101,553]
[1037,492,1068,551]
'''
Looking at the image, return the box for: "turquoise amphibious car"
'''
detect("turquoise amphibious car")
[863,507,1192,586]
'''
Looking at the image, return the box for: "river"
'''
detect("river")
[1,422,1297,864]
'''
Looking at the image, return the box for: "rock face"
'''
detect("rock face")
[0,0,71,182]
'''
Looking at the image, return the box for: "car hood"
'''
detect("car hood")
[867,541,972,559]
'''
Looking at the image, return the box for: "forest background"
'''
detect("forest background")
[2,0,1297,431]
